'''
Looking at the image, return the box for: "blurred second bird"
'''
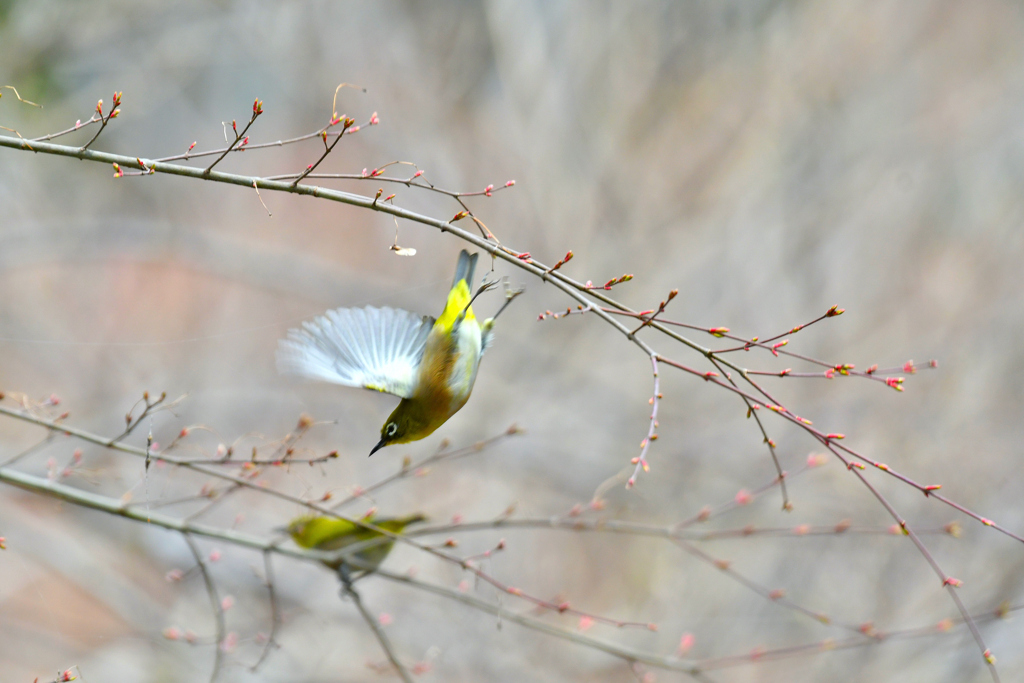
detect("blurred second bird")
[287,514,426,579]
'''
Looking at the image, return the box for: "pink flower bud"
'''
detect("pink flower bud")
[220,632,238,653]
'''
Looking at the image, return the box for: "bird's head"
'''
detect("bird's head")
[370,400,428,455]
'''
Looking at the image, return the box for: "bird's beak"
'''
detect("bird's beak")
[369,438,387,457]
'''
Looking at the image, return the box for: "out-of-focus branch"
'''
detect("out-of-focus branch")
[329,425,521,511]
[0,465,695,676]
[183,534,226,683]
[345,583,415,683]
[0,402,472,569]
[250,551,280,671]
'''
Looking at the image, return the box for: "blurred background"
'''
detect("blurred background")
[2,1,1024,681]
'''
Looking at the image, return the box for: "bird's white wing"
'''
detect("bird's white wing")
[277,306,434,399]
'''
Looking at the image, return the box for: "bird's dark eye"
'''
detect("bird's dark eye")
[386,422,398,436]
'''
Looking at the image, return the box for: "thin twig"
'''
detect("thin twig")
[329,426,519,511]
[290,118,353,186]
[250,550,280,671]
[203,101,262,174]
[183,534,226,683]
[80,92,121,152]
[0,434,55,468]
[345,583,415,683]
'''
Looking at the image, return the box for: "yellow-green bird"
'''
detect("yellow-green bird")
[278,250,520,455]
[287,514,426,575]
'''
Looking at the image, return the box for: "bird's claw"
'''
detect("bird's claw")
[475,277,501,296]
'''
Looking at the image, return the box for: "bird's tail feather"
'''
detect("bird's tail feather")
[452,249,478,289]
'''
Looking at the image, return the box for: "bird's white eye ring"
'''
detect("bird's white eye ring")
[386,422,398,436]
